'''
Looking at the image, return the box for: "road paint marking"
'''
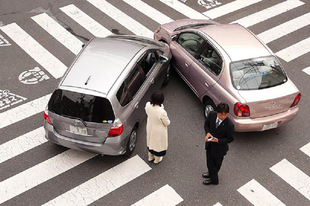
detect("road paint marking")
[42,155,151,206]
[160,0,209,20]
[0,127,47,164]
[31,13,84,55]
[258,12,310,44]
[131,184,183,206]
[300,142,310,157]
[0,23,67,79]
[232,0,304,27]
[87,0,153,38]
[0,34,11,46]
[203,0,261,19]
[0,94,50,129]
[276,37,310,62]
[198,0,222,10]
[270,159,310,201]
[0,149,96,204]
[60,4,112,37]
[123,0,173,25]
[0,90,27,111]
[213,203,222,206]
[302,67,310,76]
[238,179,285,206]
[19,67,50,84]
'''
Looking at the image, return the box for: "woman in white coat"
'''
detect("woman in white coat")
[145,90,170,164]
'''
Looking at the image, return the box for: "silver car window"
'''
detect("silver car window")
[230,56,287,90]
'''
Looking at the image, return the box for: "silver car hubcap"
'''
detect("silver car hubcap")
[129,130,137,151]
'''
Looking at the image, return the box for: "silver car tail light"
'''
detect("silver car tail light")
[234,102,250,117]
[108,118,123,137]
[43,109,52,125]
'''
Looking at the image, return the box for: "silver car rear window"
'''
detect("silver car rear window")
[230,57,287,90]
[48,89,115,123]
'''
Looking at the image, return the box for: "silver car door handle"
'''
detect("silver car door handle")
[134,102,139,109]
[150,78,154,84]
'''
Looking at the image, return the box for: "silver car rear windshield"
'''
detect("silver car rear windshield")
[230,57,287,90]
[48,89,115,123]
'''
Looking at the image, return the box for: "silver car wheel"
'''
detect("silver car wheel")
[128,130,137,151]
[162,64,171,86]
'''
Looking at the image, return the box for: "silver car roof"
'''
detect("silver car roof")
[61,37,144,95]
[199,24,272,61]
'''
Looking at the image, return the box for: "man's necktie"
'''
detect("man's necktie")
[216,119,220,128]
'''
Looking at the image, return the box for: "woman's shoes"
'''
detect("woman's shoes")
[154,156,163,164]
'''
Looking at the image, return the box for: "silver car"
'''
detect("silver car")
[44,35,171,155]
[154,19,301,132]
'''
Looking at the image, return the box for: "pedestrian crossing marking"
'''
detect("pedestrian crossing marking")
[87,0,153,38]
[0,33,11,46]
[302,67,310,76]
[276,36,310,62]
[270,159,310,201]
[300,142,310,157]
[0,149,96,204]
[42,155,151,206]
[237,179,285,206]
[131,184,183,206]
[31,13,84,55]
[0,94,50,129]
[60,4,112,37]
[203,0,262,19]
[0,127,46,164]
[160,0,209,20]
[232,0,304,27]
[0,23,67,79]
[257,12,310,44]
[213,203,222,206]
[123,0,173,25]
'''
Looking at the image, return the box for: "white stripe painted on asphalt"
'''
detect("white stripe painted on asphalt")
[131,184,183,206]
[257,12,310,44]
[60,4,112,37]
[213,203,222,206]
[232,0,304,27]
[42,155,151,206]
[160,0,209,20]
[300,142,310,157]
[276,37,310,62]
[123,0,173,25]
[203,0,262,19]
[87,0,153,38]
[0,94,50,129]
[0,127,46,164]
[270,159,310,201]
[237,179,285,206]
[302,67,310,76]
[0,149,96,204]
[31,13,84,55]
[0,23,67,79]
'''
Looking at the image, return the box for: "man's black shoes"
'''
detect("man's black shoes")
[203,179,218,185]
[202,172,210,178]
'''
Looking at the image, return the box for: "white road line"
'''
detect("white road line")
[131,184,183,206]
[42,155,151,206]
[270,159,310,201]
[232,0,304,27]
[123,0,173,25]
[0,23,67,79]
[160,0,209,20]
[203,0,262,19]
[31,13,84,55]
[213,203,222,206]
[302,67,310,76]
[87,0,153,38]
[257,12,310,44]
[276,37,310,62]
[60,4,112,37]
[0,149,96,204]
[0,127,46,164]
[237,179,285,206]
[300,142,310,157]
[0,94,50,129]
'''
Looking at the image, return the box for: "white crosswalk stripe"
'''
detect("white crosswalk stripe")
[131,184,183,206]
[237,179,285,206]
[0,23,67,79]
[302,67,310,76]
[60,4,112,37]
[31,13,84,55]
[42,155,151,206]
[276,37,310,62]
[270,159,310,201]
[300,142,310,157]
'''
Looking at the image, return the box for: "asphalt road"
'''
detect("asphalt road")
[0,0,310,205]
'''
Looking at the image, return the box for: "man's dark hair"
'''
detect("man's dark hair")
[150,90,164,106]
[216,102,229,113]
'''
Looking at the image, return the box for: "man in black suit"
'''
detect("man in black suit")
[203,102,234,185]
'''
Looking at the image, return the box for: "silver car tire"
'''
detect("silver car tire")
[204,99,215,119]
[124,127,137,156]
[162,64,171,86]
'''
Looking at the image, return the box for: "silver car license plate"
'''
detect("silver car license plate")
[262,122,278,131]
[69,125,88,135]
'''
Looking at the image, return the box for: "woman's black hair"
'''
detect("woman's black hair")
[150,90,164,106]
